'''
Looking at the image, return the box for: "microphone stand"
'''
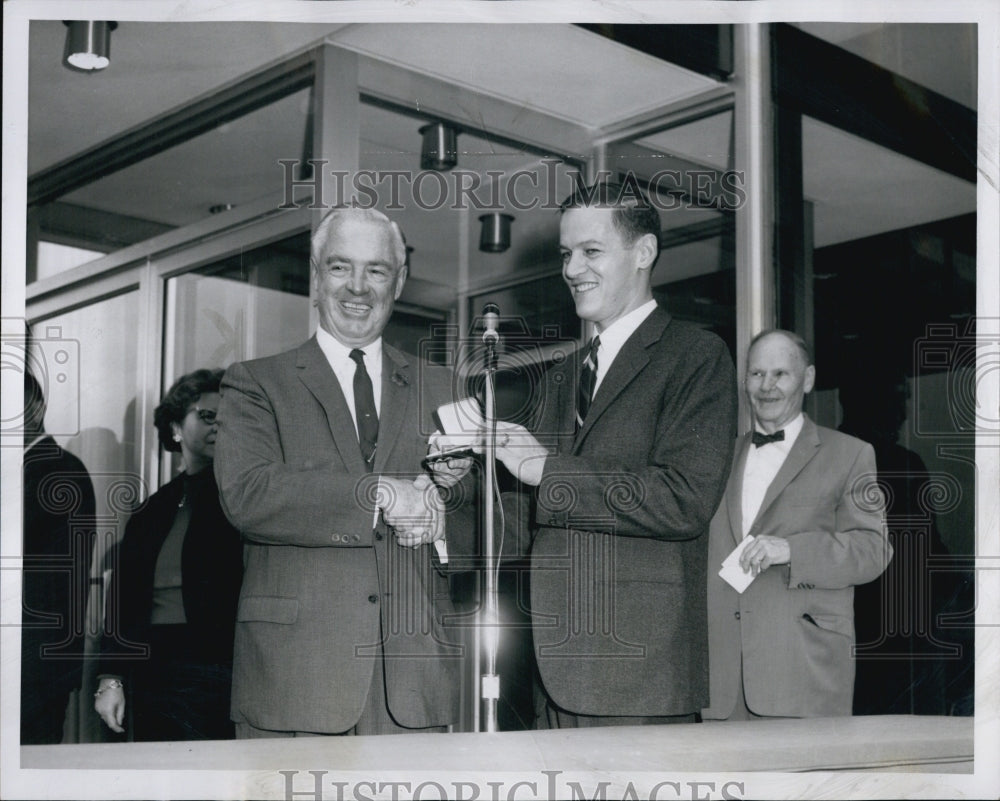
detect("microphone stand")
[481,334,500,733]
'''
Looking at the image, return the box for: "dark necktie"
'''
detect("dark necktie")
[350,349,378,470]
[576,335,601,430]
[752,429,785,447]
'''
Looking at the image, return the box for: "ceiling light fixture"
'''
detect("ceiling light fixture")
[419,123,458,171]
[479,213,514,254]
[63,21,118,72]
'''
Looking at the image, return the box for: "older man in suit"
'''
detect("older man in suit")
[703,330,891,720]
[491,181,738,726]
[214,207,474,737]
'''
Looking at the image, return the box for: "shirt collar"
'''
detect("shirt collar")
[594,299,657,363]
[24,433,47,453]
[316,325,382,370]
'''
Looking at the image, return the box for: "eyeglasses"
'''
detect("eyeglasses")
[190,408,217,425]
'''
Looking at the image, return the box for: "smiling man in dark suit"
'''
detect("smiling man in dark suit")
[703,329,891,720]
[491,180,738,727]
[214,206,473,737]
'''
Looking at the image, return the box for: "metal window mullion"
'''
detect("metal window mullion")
[733,23,776,432]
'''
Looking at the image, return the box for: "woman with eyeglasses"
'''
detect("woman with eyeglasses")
[94,368,243,741]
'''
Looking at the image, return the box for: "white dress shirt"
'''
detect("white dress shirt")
[316,326,386,529]
[592,299,657,395]
[316,325,383,435]
[741,412,805,537]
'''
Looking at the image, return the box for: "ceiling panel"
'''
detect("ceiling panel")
[60,89,313,227]
[636,110,733,171]
[27,21,347,172]
[331,24,720,129]
[793,23,977,110]
[802,116,976,248]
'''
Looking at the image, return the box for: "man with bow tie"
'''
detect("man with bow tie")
[214,206,474,737]
[703,329,891,720]
[489,180,738,726]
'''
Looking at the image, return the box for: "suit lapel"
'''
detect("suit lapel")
[373,344,411,473]
[753,415,821,528]
[295,337,367,473]
[572,307,670,454]
[726,435,752,544]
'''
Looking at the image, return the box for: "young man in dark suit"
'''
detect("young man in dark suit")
[703,330,891,719]
[491,181,738,726]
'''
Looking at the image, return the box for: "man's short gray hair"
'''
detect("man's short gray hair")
[748,329,813,367]
[310,206,407,271]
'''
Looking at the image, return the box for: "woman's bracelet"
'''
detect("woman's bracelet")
[94,678,124,697]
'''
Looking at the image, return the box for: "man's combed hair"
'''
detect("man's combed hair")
[23,371,46,432]
[154,368,224,452]
[559,178,661,252]
[310,206,407,272]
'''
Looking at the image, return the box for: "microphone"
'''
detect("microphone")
[482,303,500,345]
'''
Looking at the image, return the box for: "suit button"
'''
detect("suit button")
[331,534,340,543]
[368,594,378,604]
[375,532,384,541]
[351,534,361,543]
[734,612,741,620]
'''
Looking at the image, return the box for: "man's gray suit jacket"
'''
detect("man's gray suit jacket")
[703,415,891,719]
[215,337,474,734]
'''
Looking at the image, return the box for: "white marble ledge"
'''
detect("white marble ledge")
[20,715,973,774]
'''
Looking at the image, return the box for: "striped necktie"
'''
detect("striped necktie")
[576,335,600,430]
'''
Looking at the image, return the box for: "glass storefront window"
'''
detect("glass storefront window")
[34,242,105,282]
[163,232,313,383]
[608,109,737,358]
[27,290,142,743]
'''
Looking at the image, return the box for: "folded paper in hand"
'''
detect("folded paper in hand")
[428,399,483,566]
[434,540,448,565]
[432,398,484,455]
[435,398,483,440]
[719,535,757,594]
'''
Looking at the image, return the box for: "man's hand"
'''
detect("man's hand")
[474,421,548,486]
[739,535,791,576]
[94,678,125,734]
[425,430,474,488]
[378,475,443,548]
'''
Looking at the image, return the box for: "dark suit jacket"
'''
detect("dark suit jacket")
[214,337,475,733]
[98,467,244,678]
[523,307,738,716]
[704,416,891,719]
[22,436,96,695]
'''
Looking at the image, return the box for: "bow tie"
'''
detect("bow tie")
[752,429,785,447]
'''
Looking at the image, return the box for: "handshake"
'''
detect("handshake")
[374,431,477,560]
[376,472,449,550]
[374,415,550,559]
